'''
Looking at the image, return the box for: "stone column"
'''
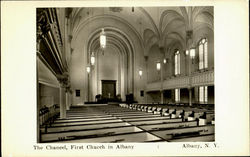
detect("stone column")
[57,74,69,119]
[59,84,66,119]
[87,73,90,102]
[65,88,70,110]
[144,56,148,104]
[186,30,194,106]
[159,47,165,104]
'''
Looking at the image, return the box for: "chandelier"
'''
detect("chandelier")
[100,28,106,49]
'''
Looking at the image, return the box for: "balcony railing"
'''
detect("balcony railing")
[163,75,190,89]
[191,70,214,86]
[146,70,214,92]
[146,81,161,91]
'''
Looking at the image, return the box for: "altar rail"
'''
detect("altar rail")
[146,70,214,92]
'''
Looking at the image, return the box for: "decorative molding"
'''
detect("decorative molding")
[56,73,70,88]
[38,79,60,88]
[37,8,66,75]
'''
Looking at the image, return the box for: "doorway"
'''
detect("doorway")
[102,80,116,99]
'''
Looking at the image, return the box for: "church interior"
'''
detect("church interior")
[37,6,214,143]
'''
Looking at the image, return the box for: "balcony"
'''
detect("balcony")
[191,70,214,86]
[146,70,214,92]
[163,75,190,89]
[146,81,161,92]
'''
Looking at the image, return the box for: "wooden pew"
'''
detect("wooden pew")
[54,116,116,123]
[142,106,148,112]
[139,120,198,131]
[118,114,160,119]
[150,125,214,140]
[170,109,184,119]
[147,106,152,112]
[51,131,162,143]
[153,107,162,115]
[40,122,131,133]
[167,134,214,142]
[41,126,143,142]
[56,115,113,121]
[129,118,183,125]
[198,112,215,125]
[124,116,170,122]
[109,112,151,117]
[161,108,175,117]
[51,119,123,127]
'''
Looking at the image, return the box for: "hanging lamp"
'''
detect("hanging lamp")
[100,28,106,49]
[90,52,95,65]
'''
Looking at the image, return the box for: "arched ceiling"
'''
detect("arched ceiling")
[68,6,213,56]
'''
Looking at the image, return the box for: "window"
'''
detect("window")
[140,90,144,97]
[199,38,208,70]
[199,86,208,103]
[175,88,180,102]
[174,50,180,75]
[75,90,80,97]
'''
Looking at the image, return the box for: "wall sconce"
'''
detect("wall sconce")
[86,66,91,73]
[156,62,161,71]
[185,50,189,56]
[139,70,142,78]
[90,52,95,65]
[163,58,167,64]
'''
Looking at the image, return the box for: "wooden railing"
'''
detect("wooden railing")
[146,70,214,92]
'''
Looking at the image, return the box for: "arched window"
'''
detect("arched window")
[174,50,180,75]
[199,38,208,70]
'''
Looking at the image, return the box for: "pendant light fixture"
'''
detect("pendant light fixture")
[90,52,95,65]
[100,28,106,49]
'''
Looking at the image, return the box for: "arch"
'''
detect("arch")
[71,14,144,51]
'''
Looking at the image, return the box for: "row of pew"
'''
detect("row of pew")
[121,103,215,125]
[40,103,215,143]
[39,105,59,126]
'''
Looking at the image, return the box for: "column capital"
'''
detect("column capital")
[65,87,72,93]
[57,73,69,88]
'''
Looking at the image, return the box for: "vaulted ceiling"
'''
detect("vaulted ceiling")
[68,6,213,56]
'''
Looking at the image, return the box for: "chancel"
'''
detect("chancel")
[37,6,214,143]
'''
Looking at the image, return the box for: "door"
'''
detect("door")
[102,80,116,99]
